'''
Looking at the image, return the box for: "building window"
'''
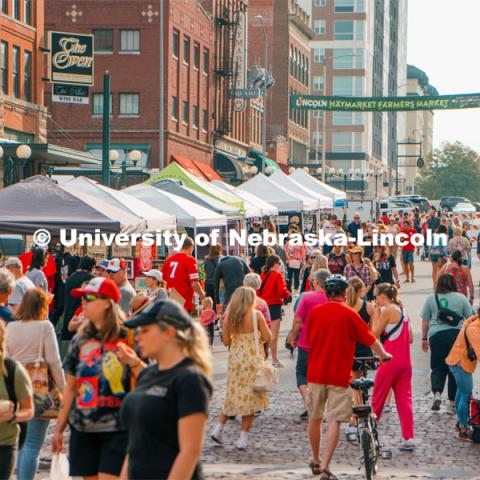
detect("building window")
[183,37,190,64]
[192,105,199,128]
[172,30,179,58]
[93,30,113,53]
[12,46,19,98]
[119,93,139,116]
[202,109,208,131]
[172,96,178,120]
[315,0,326,5]
[335,0,365,13]
[1,0,7,14]
[313,110,324,119]
[334,20,353,40]
[203,48,209,75]
[182,101,189,124]
[313,75,324,91]
[193,43,200,69]
[120,30,140,53]
[24,50,31,102]
[314,20,326,35]
[1,41,7,94]
[313,47,325,63]
[13,0,19,19]
[312,132,323,147]
[24,0,31,24]
[332,132,364,152]
[92,93,113,115]
[333,76,363,96]
[333,48,364,69]
[332,111,363,125]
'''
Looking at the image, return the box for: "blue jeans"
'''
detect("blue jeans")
[287,267,301,291]
[449,364,473,428]
[16,418,50,480]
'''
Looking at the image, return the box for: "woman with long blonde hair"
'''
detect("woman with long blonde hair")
[211,287,271,450]
[118,299,213,480]
[53,277,137,479]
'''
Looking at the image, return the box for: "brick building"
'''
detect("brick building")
[0,0,48,185]
[45,0,215,174]
[248,0,313,168]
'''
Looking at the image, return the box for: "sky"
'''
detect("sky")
[407,0,480,153]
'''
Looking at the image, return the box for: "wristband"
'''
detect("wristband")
[422,337,428,341]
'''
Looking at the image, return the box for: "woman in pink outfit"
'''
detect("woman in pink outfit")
[372,283,415,451]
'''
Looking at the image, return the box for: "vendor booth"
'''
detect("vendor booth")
[290,169,347,206]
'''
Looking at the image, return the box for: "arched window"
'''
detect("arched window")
[289,46,293,75]
[305,57,309,87]
[293,49,297,79]
[300,54,305,84]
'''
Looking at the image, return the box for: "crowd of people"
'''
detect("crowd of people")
[0,205,479,479]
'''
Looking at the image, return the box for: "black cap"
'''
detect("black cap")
[124,299,192,330]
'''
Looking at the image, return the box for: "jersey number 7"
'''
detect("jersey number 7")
[169,261,179,278]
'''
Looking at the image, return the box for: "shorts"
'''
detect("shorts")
[69,428,128,477]
[401,250,414,264]
[307,383,352,422]
[296,347,308,387]
[430,253,445,263]
[268,304,282,321]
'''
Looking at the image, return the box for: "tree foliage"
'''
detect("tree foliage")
[416,141,480,201]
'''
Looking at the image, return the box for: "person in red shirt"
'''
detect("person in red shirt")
[162,237,204,312]
[306,274,391,478]
[380,212,390,226]
[401,219,417,283]
[258,255,290,368]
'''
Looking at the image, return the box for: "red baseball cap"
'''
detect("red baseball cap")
[71,277,121,303]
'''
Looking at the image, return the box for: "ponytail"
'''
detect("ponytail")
[177,322,213,379]
[376,282,403,308]
[346,277,365,307]
[262,254,280,274]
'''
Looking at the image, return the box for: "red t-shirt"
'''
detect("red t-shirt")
[162,252,199,312]
[401,228,416,252]
[381,215,389,225]
[306,299,376,387]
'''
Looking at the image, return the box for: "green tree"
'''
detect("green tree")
[416,141,480,201]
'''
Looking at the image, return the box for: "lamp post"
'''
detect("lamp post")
[102,71,111,186]
[255,15,268,174]
[15,144,31,183]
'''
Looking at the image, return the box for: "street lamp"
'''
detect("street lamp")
[288,167,295,174]
[16,144,31,160]
[109,149,119,164]
[250,165,258,175]
[255,15,268,174]
[265,166,273,175]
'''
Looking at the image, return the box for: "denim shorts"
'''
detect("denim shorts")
[296,347,308,387]
[402,250,414,264]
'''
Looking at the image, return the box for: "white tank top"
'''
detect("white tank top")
[384,307,405,341]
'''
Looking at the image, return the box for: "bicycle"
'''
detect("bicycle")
[349,356,392,480]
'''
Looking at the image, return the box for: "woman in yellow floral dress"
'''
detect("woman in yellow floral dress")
[211,287,272,449]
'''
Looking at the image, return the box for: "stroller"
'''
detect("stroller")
[469,396,480,443]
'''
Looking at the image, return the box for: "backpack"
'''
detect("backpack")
[3,358,28,449]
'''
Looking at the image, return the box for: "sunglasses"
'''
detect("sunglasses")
[83,293,106,303]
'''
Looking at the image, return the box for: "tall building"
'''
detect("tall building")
[0,0,48,185]
[310,0,408,197]
[248,0,314,168]
[404,64,436,194]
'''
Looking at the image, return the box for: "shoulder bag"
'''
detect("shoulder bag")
[464,324,477,362]
[380,310,404,344]
[24,324,62,419]
[258,272,272,297]
[4,358,28,449]
[252,311,279,393]
[434,294,464,327]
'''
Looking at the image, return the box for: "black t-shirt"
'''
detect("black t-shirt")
[120,359,212,480]
[62,270,94,340]
[328,253,347,275]
[371,254,396,284]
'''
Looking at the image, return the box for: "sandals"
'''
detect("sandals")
[309,462,322,475]
[320,469,338,480]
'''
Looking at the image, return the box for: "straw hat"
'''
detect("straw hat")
[349,245,364,255]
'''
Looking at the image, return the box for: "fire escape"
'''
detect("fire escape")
[214,6,240,136]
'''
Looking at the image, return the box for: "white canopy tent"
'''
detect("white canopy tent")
[124,184,227,228]
[290,169,347,205]
[269,170,333,209]
[65,177,177,231]
[239,173,317,212]
[211,180,275,217]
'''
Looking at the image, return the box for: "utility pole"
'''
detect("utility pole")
[102,72,111,187]
[159,0,165,170]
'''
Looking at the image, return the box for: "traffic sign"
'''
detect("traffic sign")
[52,83,89,104]
[228,88,261,99]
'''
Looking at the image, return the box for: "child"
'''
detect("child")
[200,297,217,346]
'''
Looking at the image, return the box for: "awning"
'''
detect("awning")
[248,149,281,173]
[171,155,209,181]
[214,151,249,185]
[265,158,281,172]
[190,159,223,182]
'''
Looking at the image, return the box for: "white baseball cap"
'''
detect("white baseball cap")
[106,258,126,273]
[142,269,163,283]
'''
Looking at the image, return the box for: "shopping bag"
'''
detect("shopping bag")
[49,453,70,480]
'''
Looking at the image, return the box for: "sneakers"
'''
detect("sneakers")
[235,431,249,450]
[399,439,416,451]
[431,393,442,411]
[457,429,472,442]
[300,410,309,420]
[211,424,224,445]
[446,404,456,415]
[272,360,284,368]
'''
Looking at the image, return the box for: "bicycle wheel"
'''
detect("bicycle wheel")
[361,428,376,480]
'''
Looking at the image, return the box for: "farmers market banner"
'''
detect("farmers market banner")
[290,93,480,111]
